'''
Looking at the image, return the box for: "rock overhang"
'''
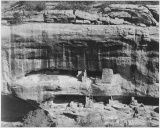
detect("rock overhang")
[1,23,159,102]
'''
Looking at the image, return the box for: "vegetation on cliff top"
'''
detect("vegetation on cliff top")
[54,1,94,11]
[23,109,56,127]
[5,1,159,12]
[10,1,46,12]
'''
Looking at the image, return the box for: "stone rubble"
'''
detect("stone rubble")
[40,96,159,127]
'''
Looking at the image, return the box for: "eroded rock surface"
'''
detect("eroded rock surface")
[2,23,159,101]
[1,2,159,127]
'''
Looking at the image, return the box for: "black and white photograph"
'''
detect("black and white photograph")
[1,1,159,127]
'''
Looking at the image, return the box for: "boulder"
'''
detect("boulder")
[75,20,83,24]
[113,18,124,25]
[65,10,75,18]
[154,107,159,113]
[133,106,149,117]
[105,4,158,26]
[46,10,75,19]
[69,101,78,109]
[83,20,91,24]
[137,23,146,27]
[104,7,111,12]
[109,4,149,13]
[150,111,159,117]
[146,5,159,22]
[108,11,131,18]
[123,21,132,25]
[29,14,44,22]
[75,10,99,21]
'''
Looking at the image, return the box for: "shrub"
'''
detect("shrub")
[23,109,56,127]
[13,12,21,23]
[25,1,46,12]
[11,1,46,12]
[78,112,105,127]
[78,114,91,127]
[54,1,94,11]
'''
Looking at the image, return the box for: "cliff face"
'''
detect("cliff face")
[2,23,159,102]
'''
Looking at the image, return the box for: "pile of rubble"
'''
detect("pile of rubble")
[40,96,159,127]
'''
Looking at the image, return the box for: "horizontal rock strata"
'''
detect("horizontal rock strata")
[2,23,159,102]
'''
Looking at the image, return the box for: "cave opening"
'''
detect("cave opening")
[25,68,104,78]
[51,95,159,106]
[53,95,85,104]
[25,69,78,77]
[52,95,111,106]
[111,96,159,106]
[134,96,159,106]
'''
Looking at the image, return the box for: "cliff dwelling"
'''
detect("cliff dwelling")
[1,1,159,127]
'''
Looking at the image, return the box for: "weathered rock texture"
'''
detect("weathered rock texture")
[42,4,159,26]
[2,3,159,26]
[2,23,159,102]
[103,4,158,26]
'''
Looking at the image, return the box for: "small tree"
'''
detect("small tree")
[13,12,21,24]
[23,109,56,127]
[24,1,46,12]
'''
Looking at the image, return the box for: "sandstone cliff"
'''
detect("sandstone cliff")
[2,22,159,102]
[1,2,159,127]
